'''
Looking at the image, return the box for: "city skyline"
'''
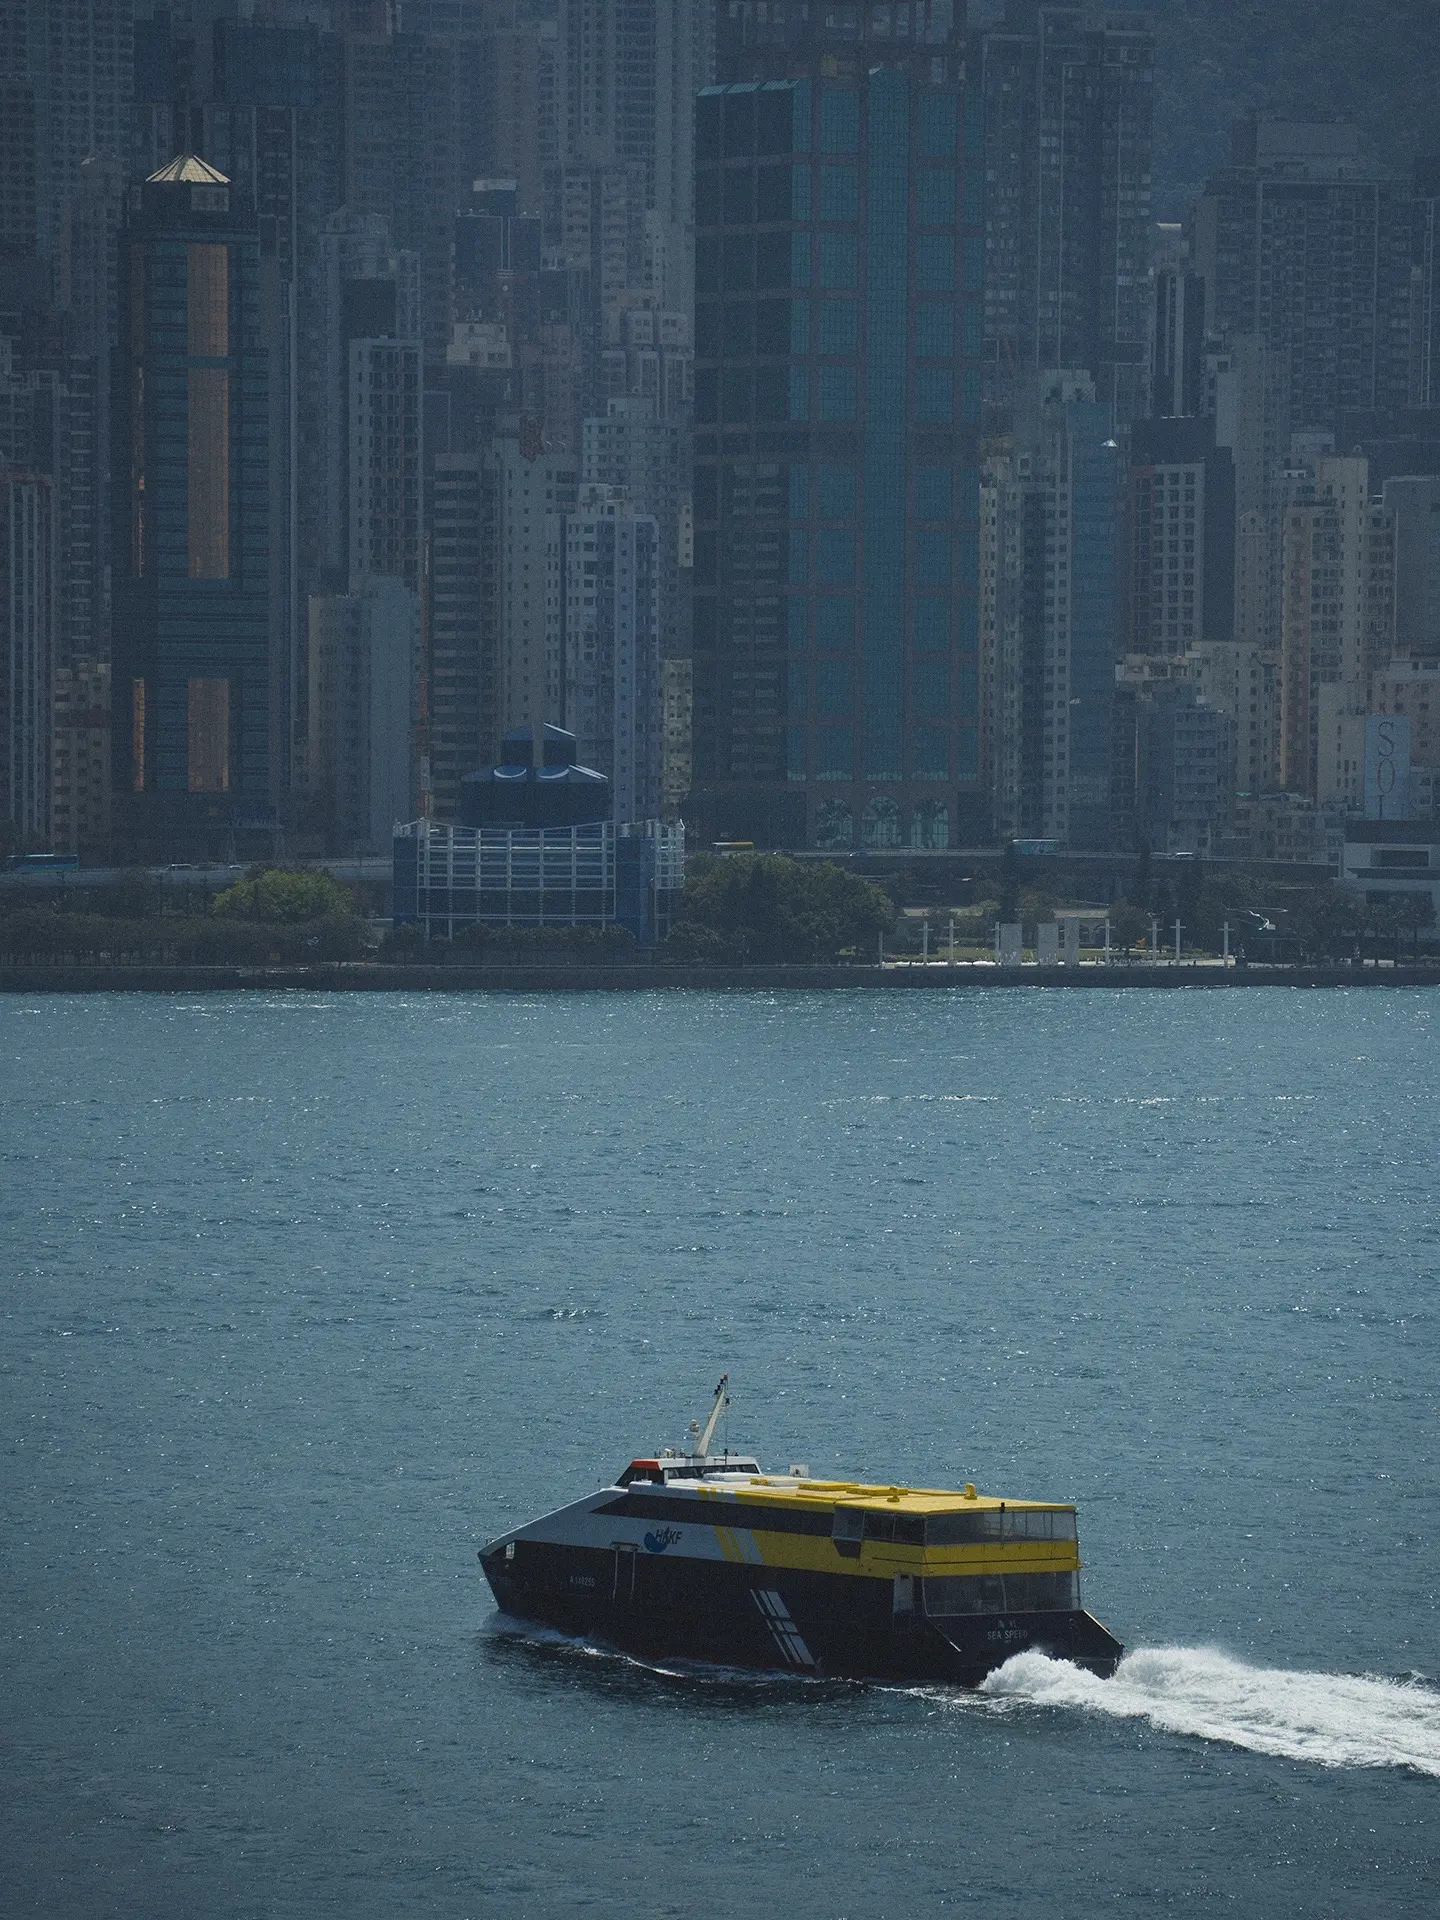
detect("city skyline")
[1,1,1439,872]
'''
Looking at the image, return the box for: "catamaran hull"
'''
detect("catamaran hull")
[481,1539,1123,1685]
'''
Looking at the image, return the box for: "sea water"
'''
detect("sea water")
[1,987,1438,1918]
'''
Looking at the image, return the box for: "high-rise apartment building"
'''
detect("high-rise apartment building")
[111,157,271,856]
[1279,455,1394,797]
[0,334,66,849]
[1208,333,1291,652]
[977,4,1154,412]
[1150,266,1205,420]
[691,51,986,851]
[472,5,559,218]
[307,574,416,853]
[343,27,465,365]
[0,466,56,846]
[1132,678,1232,855]
[583,395,689,660]
[561,482,661,822]
[427,450,499,820]
[349,335,424,590]
[316,211,423,594]
[983,371,1118,849]
[1193,121,1415,437]
[51,652,110,857]
[0,0,38,262]
[57,150,127,681]
[1126,416,1234,654]
[559,0,708,311]
[659,652,692,818]
[1185,639,1280,799]
[2,0,134,260]
[1375,659,1440,780]
[980,445,1039,845]
[497,435,577,734]
[1385,474,1440,658]
[1414,157,1440,409]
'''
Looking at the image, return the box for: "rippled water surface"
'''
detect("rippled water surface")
[3,988,1439,1917]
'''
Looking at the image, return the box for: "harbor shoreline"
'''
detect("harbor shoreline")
[3,961,1439,992]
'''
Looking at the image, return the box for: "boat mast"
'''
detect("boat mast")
[689,1374,730,1460]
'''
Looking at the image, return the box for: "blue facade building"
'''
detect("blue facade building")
[690,43,985,852]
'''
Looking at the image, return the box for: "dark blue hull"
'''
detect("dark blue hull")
[480,1537,1123,1685]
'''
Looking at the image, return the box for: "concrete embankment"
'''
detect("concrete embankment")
[2,962,1438,992]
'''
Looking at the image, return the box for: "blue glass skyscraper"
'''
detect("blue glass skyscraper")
[690,15,984,852]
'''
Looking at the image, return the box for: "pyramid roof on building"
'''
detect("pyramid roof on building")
[146,154,230,186]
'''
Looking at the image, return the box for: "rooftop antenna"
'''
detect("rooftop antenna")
[688,1374,730,1461]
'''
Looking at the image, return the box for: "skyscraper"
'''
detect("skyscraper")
[1279,455,1394,797]
[0,465,55,847]
[111,156,271,856]
[1193,121,1415,437]
[426,449,499,821]
[691,42,986,851]
[316,211,423,594]
[496,433,577,735]
[307,574,415,853]
[1126,416,1235,655]
[6,0,134,261]
[982,371,1118,849]
[559,0,708,311]
[1150,266,1205,420]
[1411,156,1440,409]
[977,4,1155,413]
[343,26,466,366]
[1386,474,1440,658]
[561,482,661,822]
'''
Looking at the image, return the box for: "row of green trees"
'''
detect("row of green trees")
[663,854,894,963]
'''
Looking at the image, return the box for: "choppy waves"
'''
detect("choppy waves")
[977,1645,1440,1775]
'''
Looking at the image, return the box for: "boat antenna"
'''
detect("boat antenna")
[691,1374,730,1461]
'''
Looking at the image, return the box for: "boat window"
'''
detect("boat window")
[832,1509,865,1541]
[862,1512,926,1546]
[925,1511,1002,1545]
[922,1571,1079,1616]
[925,1508,1076,1545]
[596,1493,834,1537]
[1002,1571,1079,1611]
[922,1574,1005,1614]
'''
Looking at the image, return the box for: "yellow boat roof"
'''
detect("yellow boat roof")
[689,1475,1073,1516]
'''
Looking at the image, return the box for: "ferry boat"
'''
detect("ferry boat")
[479,1379,1123,1684]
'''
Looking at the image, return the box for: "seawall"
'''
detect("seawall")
[2,962,1438,992]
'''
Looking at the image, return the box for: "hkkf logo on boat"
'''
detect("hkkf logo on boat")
[643,1526,683,1553]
